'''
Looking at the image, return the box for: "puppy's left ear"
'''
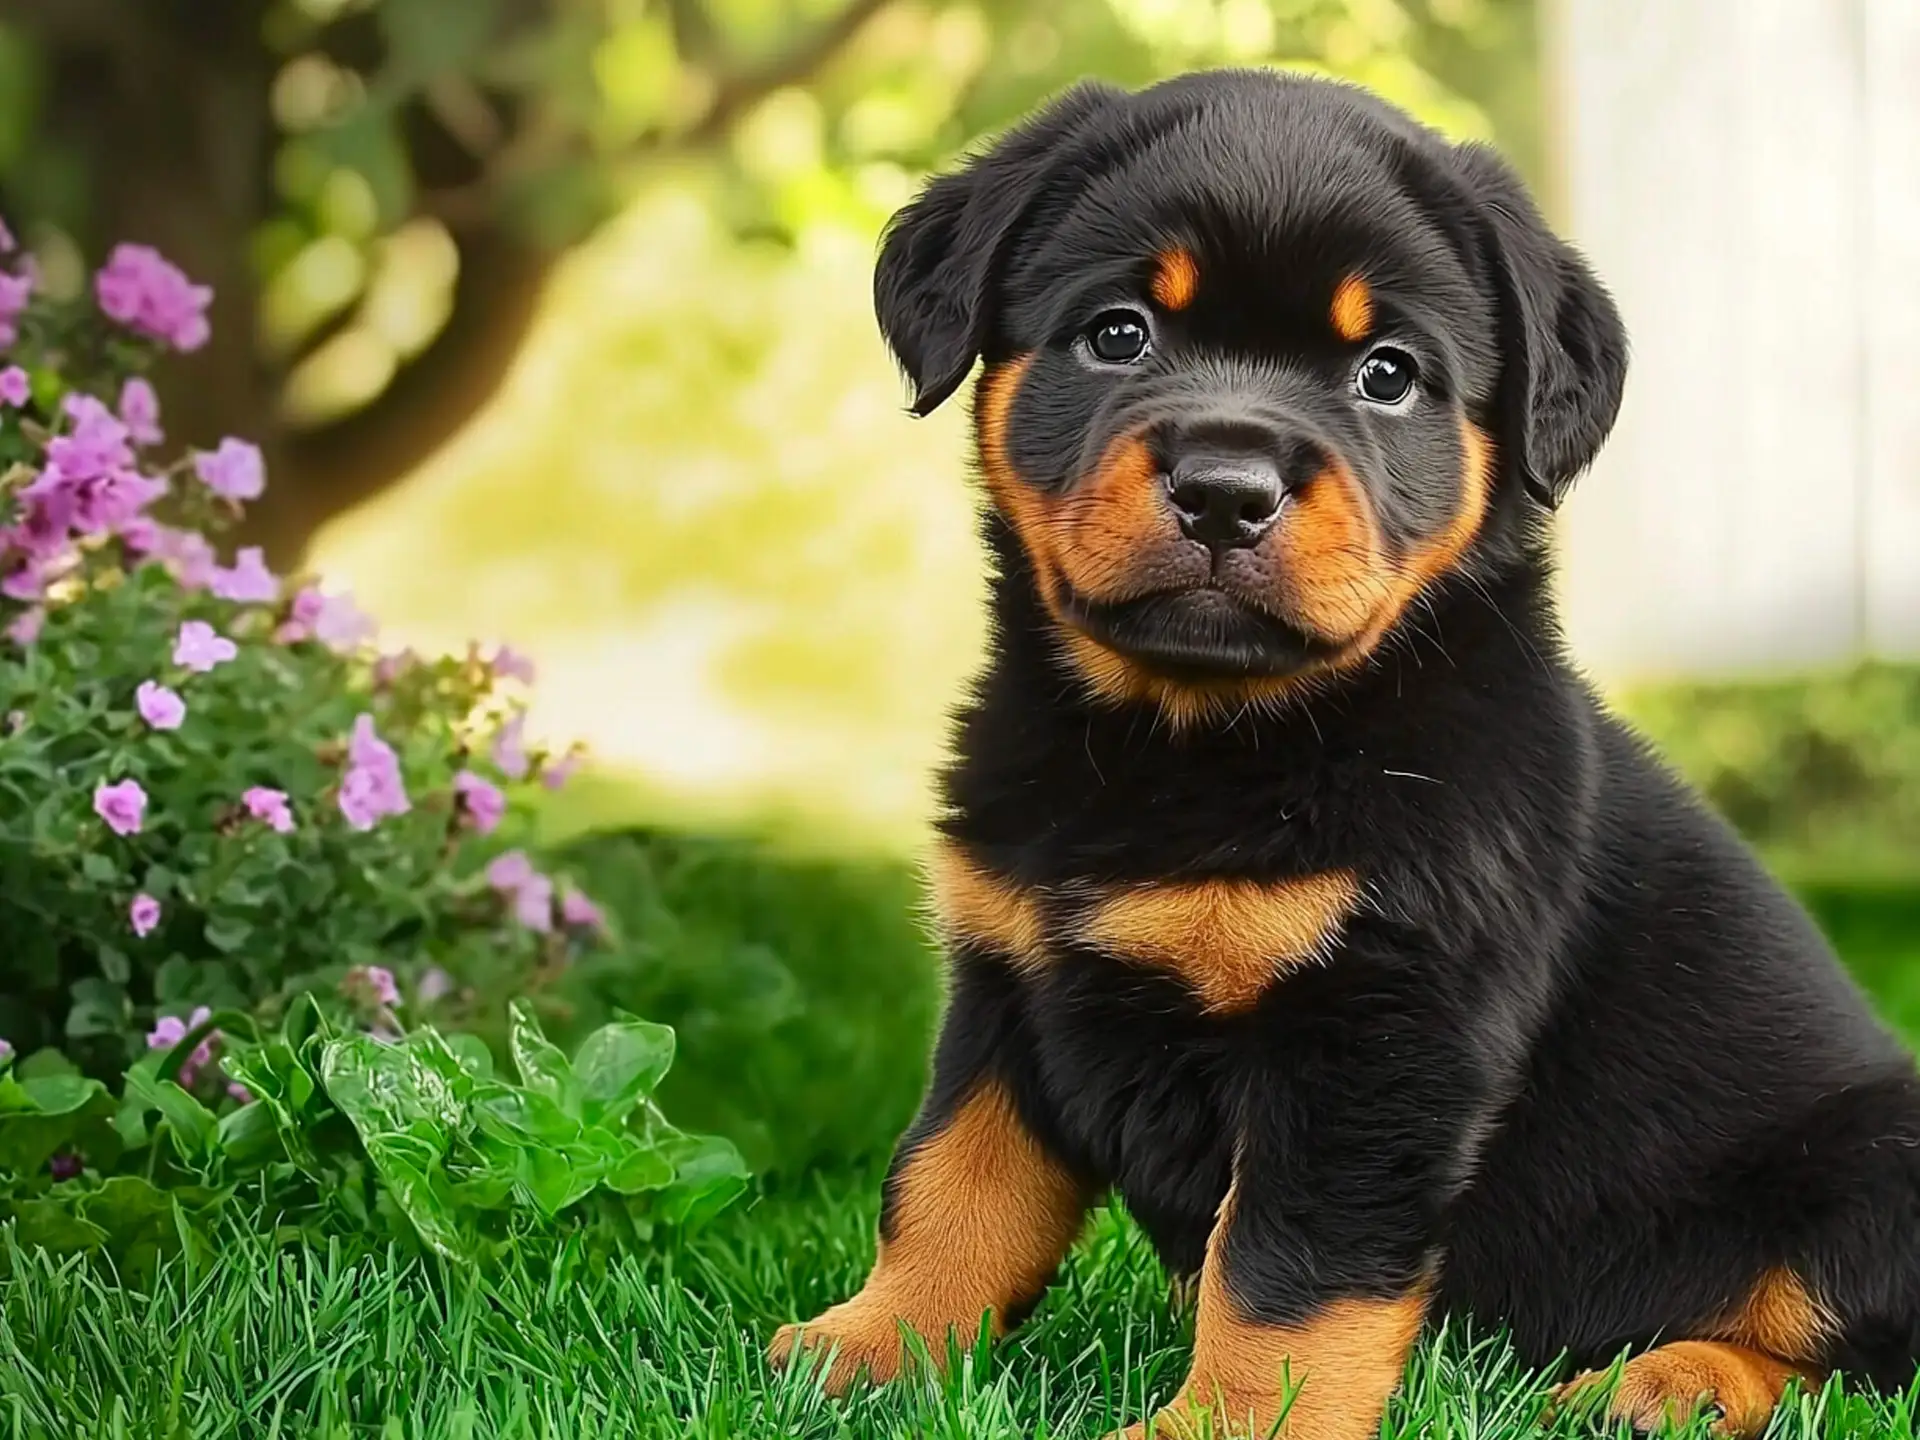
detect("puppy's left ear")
[875,81,1124,416]
[1454,144,1628,510]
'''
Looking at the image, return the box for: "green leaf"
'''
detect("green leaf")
[602,1143,675,1195]
[471,1087,578,1150]
[320,1034,467,1138]
[80,852,117,884]
[65,977,128,1039]
[215,1098,281,1166]
[361,1133,469,1260]
[650,1131,750,1229]
[7,1199,109,1253]
[16,1075,109,1117]
[123,1069,217,1162]
[442,1032,493,1080]
[508,1000,580,1118]
[0,1076,114,1177]
[573,1020,674,1129]
[16,1048,77,1080]
[203,917,252,953]
[97,945,130,984]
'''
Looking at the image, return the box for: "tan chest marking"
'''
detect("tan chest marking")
[931,844,1361,1011]
[1076,871,1362,1012]
[927,843,1048,967]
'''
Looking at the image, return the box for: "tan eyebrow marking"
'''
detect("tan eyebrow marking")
[1151,247,1200,311]
[1331,273,1374,342]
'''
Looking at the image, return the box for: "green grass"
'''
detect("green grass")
[5,864,1919,1436]
[4,1167,1916,1440]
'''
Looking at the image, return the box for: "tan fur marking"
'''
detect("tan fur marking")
[1329,274,1374,343]
[1052,431,1194,602]
[1563,1342,1809,1439]
[975,364,1493,728]
[1152,248,1201,311]
[1275,460,1392,645]
[1121,1183,1425,1439]
[1078,872,1362,1012]
[770,1081,1086,1393]
[1714,1267,1838,1363]
[926,842,1047,967]
[1275,418,1493,658]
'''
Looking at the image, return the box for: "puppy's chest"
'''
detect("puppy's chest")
[928,840,1363,1015]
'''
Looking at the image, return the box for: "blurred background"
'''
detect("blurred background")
[3,0,1914,1170]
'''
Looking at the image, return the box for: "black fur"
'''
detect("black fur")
[874,70,1920,1397]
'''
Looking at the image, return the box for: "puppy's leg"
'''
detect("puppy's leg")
[1561,1341,1809,1438]
[769,961,1088,1393]
[1119,1179,1427,1440]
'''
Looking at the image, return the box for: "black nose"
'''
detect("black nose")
[1167,455,1284,549]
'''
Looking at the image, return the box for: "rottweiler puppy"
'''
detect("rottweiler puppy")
[770,69,1920,1439]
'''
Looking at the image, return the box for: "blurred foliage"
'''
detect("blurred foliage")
[539,827,939,1175]
[1624,662,1920,884]
[0,0,1539,459]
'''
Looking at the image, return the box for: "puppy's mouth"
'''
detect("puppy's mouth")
[1058,585,1335,679]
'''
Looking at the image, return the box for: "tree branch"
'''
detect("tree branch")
[676,0,895,147]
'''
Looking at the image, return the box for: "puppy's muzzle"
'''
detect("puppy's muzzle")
[1159,422,1327,554]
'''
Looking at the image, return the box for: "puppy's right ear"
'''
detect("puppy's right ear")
[875,82,1124,416]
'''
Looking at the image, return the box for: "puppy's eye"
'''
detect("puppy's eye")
[1084,310,1151,365]
[1355,348,1417,406]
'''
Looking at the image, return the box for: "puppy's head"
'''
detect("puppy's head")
[876,71,1627,722]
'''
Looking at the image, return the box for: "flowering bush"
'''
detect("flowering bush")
[0,225,598,1095]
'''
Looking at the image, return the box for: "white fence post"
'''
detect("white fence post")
[1549,0,1917,680]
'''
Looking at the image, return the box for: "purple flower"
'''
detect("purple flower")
[227,1082,253,1104]
[492,646,536,684]
[1,559,44,601]
[0,268,31,350]
[193,438,264,501]
[6,607,43,647]
[242,786,295,833]
[279,586,376,650]
[542,748,583,791]
[416,967,454,1005]
[149,1006,217,1085]
[313,590,375,649]
[49,1153,81,1182]
[513,873,555,933]
[173,619,237,672]
[0,365,28,407]
[94,244,212,351]
[130,893,161,937]
[48,395,134,482]
[560,889,605,934]
[94,778,147,836]
[209,546,278,604]
[152,526,217,589]
[136,680,186,730]
[485,849,535,893]
[118,378,163,446]
[337,714,409,830]
[0,1037,13,1064]
[453,769,505,835]
[345,964,401,1008]
[492,712,529,780]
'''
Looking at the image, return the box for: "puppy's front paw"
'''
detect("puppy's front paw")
[768,1295,936,1396]
[1110,1392,1278,1440]
[1558,1342,1800,1438]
